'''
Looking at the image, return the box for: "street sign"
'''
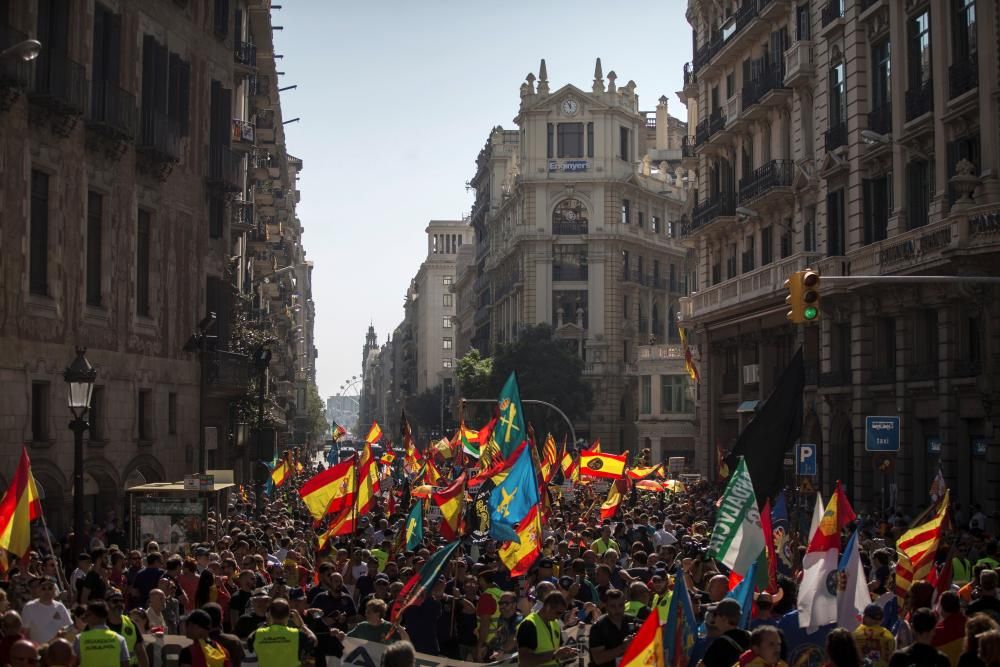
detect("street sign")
[865,416,900,452]
[796,443,817,476]
[799,477,816,494]
[927,436,941,455]
[973,436,990,457]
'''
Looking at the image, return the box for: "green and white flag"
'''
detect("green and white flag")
[708,458,765,576]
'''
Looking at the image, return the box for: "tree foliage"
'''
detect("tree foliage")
[305,382,329,444]
[455,349,494,399]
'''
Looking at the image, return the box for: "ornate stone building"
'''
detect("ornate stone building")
[679,0,1000,513]
[462,60,693,455]
[0,0,315,535]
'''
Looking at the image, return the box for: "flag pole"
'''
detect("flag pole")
[35,506,69,592]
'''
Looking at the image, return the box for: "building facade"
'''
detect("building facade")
[0,0,315,536]
[680,0,1000,513]
[465,60,693,455]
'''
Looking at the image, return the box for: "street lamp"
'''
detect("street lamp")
[0,39,41,63]
[63,347,96,556]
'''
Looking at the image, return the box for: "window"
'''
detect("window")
[826,189,845,256]
[640,376,651,414]
[137,209,151,317]
[31,382,49,442]
[622,250,630,275]
[726,72,735,98]
[906,160,930,229]
[833,322,851,377]
[442,338,453,350]
[547,123,553,158]
[651,215,661,233]
[637,211,645,228]
[953,0,977,62]
[442,275,453,286]
[761,226,773,266]
[586,122,594,158]
[863,174,891,244]
[619,126,631,162]
[908,11,931,89]
[552,198,589,234]
[947,134,981,204]
[141,36,191,139]
[553,245,588,281]
[726,243,737,280]
[213,0,229,37]
[875,318,896,370]
[964,316,982,366]
[442,293,453,307]
[168,392,177,435]
[30,170,49,296]
[829,62,846,128]
[780,228,792,259]
[91,4,122,122]
[915,310,939,374]
[208,196,224,239]
[88,387,103,441]
[669,264,677,292]
[442,316,452,329]
[138,390,152,440]
[86,192,103,306]
[804,206,817,251]
[795,3,810,40]
[871,39,891,113]
[742,234,755,273]
[621,199,631,224]
[661,376,694,413]
[557,123,584,158]
[622,295,630,320]
[442,358,453,369]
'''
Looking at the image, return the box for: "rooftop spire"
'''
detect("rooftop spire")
[537,58,549,95]
[593,57,604,93]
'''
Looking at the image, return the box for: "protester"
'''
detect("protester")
[888,607,951,667]
[21,579,71,645]
[178,609,229,667]
[824,628,863,667]
[245,598,316,667]
[74,601,129,667]
[516,591,577,667]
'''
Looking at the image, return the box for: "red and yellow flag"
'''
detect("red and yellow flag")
[600,479,626,521]
[0,448,42,557]
[298,459,355,520]
[424,457,444,486]
[317,504,356,551]
[356,443,381,516]
[679,326,700,383]
[580,451,627,480]
[365,422,383,445]
[627,464,662,480]
[498,504,542,577]
[540,434,558,483]
[270,460,291,488]
[896,489,949,599]
[431,474,466,541]
[621,605,664,667]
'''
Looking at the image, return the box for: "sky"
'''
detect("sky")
[272,0,694,400]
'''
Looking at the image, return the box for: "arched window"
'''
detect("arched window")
[552,199,588,235]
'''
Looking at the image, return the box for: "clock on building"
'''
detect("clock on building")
[561,98,579,115]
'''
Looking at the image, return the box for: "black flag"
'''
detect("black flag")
[726,347,805,505]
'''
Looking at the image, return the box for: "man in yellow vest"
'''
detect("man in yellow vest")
[590,525,620,556]
[475,571,504,661]
[516,591,577,667]
[247,598,317,667]
[105,591,148,667]
[73,601,129,667]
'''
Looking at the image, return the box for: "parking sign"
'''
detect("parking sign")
[796,443,817,476]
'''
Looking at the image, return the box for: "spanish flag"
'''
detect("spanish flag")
[580,451,627,480]
[0,448,42,557]
[424,457,444,486]
[316,503,356,551]
[560,450,578,481]
[498,504,542,577]
[432,474,466,541]
[365,422,382,444]
[600,479,626,521]
[298,459,355,520]
[621,603,664,667]
[270,459,291,488]
[627,464,662,480]
[679,326,701,383]
[356,443,380,516]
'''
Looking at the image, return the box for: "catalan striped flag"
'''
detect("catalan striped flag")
[895,489,949,600]
[0,448,42,557]
[540,434,559,483]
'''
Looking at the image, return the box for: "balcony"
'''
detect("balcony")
[949,56,978,99]
[742,63,789,114]
[208,145,242,192]
[689,191,736,234]
[231,199,254,230]
[28,49,86,115]
[783,41,815,87]
[824,121,848,152]
[682,62,697,96]
[820,0,844,28]
[738,159,794,205]
[552,221,588,235]
[688,252,822,319]
[695,119,710,146]
[681,136,695,158]
[205,350,252,399]
[86,79,137,141]
[231,118,255,150]
[552,266,588,282]
[867,103,891,136]
[137,108,180,162]
[905,80,933,121]
[234,41,257,69]
[622,269,653,286]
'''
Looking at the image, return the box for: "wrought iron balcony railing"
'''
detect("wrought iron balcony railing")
[137,108,181,161]
[905,80,933,121]
[28,49,86,114]
[949,56,978,99]
[824,120,848,152]
[867,102,891,135]
[738,159,794,203]
[87,79,137,140]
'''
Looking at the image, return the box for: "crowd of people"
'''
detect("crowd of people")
[0,444,998,667]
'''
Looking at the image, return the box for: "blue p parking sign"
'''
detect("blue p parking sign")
[796,443,817,476]
[865,416,900,452]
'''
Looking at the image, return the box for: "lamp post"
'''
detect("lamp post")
[0,39,41,63]
[64,348,96,556]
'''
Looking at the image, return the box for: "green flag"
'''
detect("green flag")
[496,372,526,457]
[390,540,461,623]
[405,501,423,551]
[707,458,765,576]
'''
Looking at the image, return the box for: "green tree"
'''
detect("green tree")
[305,382,330,445]
[491,324,593,439]
[405,386,443,441]
[455,349,494,399]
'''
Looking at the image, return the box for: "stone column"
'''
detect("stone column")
[887,0,908,236]
[535,254,553,324]
[851,299,874,507]
[929,0,950,220]
[588,250,606,337]
[975,0,1000,204]
[938,304,959,490]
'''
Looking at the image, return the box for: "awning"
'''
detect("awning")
[737,400,760,414]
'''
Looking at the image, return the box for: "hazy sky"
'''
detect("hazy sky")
[272,0,693,399]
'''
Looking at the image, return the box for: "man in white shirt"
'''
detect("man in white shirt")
[654,522,678,547]
[21,579,72,644]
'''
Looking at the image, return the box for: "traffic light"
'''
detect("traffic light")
[784,269,822,324]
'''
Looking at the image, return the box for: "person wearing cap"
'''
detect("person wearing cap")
[74,601,129,667]
[516,590,577,667]
[697,598,750,667]
[233,589,270,640]
[104,590,146,667]
[246,598,316,667]
[852,603,895,667]
[535,559,557,585]
[177,609,229,667]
